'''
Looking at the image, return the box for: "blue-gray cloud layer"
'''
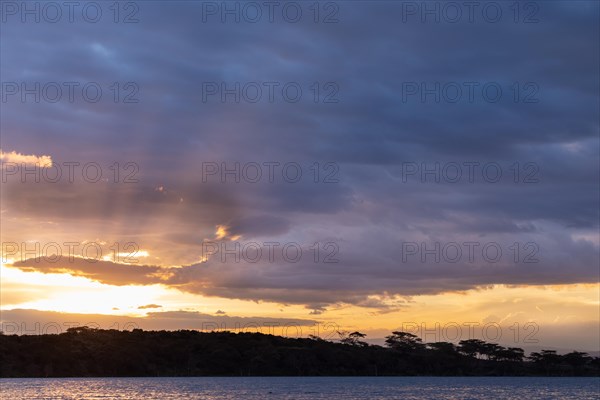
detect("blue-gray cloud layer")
[2,1,598,310]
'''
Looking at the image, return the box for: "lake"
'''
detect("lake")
[1,377,598,399]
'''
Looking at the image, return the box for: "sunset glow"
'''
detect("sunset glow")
[1,0,598,360]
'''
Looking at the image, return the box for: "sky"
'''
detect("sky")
[0,1,599,352]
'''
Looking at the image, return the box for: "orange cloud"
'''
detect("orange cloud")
[0,150,52,167]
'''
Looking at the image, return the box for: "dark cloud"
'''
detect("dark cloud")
[227,215,291,238]
[138,304,162,310]
[1,1,598,311]
[12,258,168,286]
[10,225,598,308]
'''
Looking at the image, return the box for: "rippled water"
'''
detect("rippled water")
[1,377,598,399]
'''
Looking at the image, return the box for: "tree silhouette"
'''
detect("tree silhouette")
[384,332,425,354]
[338,331,369,347]
[0,328,598,377]
[458,339,486,359]
[427,342,457,354]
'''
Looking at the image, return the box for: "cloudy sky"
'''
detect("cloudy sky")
[1,1,598,351]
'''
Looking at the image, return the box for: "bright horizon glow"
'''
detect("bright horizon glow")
[2,260,598,350]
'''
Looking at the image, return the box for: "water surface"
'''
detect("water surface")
[1,377,598,399]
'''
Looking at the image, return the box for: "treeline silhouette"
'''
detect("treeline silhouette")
[1,328,598,377]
